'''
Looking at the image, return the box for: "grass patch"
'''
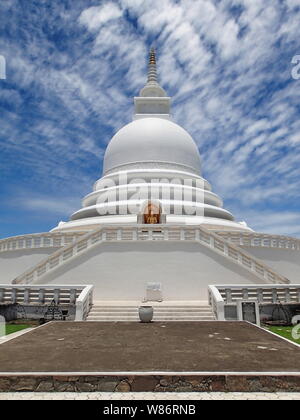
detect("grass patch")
[265,325,300,345]
[5,324,31,335]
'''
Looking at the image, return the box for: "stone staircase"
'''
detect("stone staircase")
[86,301,215,322]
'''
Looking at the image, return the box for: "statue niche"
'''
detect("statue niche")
[143,203,161,224]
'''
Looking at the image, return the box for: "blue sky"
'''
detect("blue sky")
[0,0,300,238]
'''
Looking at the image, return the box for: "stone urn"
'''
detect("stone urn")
[139,306,153,323]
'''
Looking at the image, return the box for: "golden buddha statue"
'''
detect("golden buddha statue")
[143,203,161,224]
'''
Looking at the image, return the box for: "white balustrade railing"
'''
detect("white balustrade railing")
[208,285,225,320]
[208,284,300,320]
[0,284,94,321]
[216,231,300,251]
[75,285,94,321]
[211,284,300,305]
[12,225,290,285]
[0,232,85,253]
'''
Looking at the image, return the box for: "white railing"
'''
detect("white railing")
[0,284,83,305]
[208,285,225,320]
[12,225,289,285]
[208,284,300,320]
[216,231,300,251]
[216,284,300,304]
[0,232,85,253]
[74,285,94,321]
[0,284,94,321]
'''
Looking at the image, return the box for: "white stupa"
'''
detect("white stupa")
[1,49,299,312]
[52,49,251,234]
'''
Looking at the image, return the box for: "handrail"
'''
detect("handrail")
[0,284,88,305]
[216,231,300,251]
[0,284,94,320]
[3,229,298,253]
[213,284,300,304]
[208,285,225,320]
[0,232,85,253]
[12,225,290,286]
[75,285,94,321]
[208,284,300,320]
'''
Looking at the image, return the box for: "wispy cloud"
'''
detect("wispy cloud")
[0,0,299,237]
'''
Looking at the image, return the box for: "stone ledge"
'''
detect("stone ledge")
[0,375,299,393]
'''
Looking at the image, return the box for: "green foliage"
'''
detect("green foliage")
[265,325,300,345]
[5,324,31,335]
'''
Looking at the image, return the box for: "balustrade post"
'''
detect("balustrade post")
[225,288,232,303]
[11,288,17,304]
[285,288,291,303]
[250,260,255,272]
[272,288,278,303]
[45,261,51,273]
[257,288,263,303]
[38,289,45,304]
[237,253,243,265]
[0,288,4,303]
[23,288,30,304]
[54,289,60,305]
[70,289,77,305]
[242,288,248,300]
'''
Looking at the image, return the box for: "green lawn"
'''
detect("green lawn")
[4,324,31,335]
[265,325,300,345]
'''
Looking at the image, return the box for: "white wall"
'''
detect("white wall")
[0,248,60,284]
[36,241,267,301]
[241,247,300,284]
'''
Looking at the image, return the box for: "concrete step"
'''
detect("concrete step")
[91,304,211,308]
[86,301,215,322]
[88,312,138,317]
[88,310,213,315]
[87,315,139,322]
[89,307,212,312]
[87,316,215,322]
[87,310,215,322]
[90,306,212,311]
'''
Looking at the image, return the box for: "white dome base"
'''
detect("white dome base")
[51,215,253,233]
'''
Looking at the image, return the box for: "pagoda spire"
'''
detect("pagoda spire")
[147,47,158,84]
[138,47,166,97]
[134,47,171,119]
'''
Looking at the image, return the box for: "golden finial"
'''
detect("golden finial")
[149,47,156,65]
[147,47,157,83]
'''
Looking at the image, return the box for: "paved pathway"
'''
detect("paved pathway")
[0,392,300,400]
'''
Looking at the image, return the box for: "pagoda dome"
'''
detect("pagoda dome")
[103,117,202,175]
